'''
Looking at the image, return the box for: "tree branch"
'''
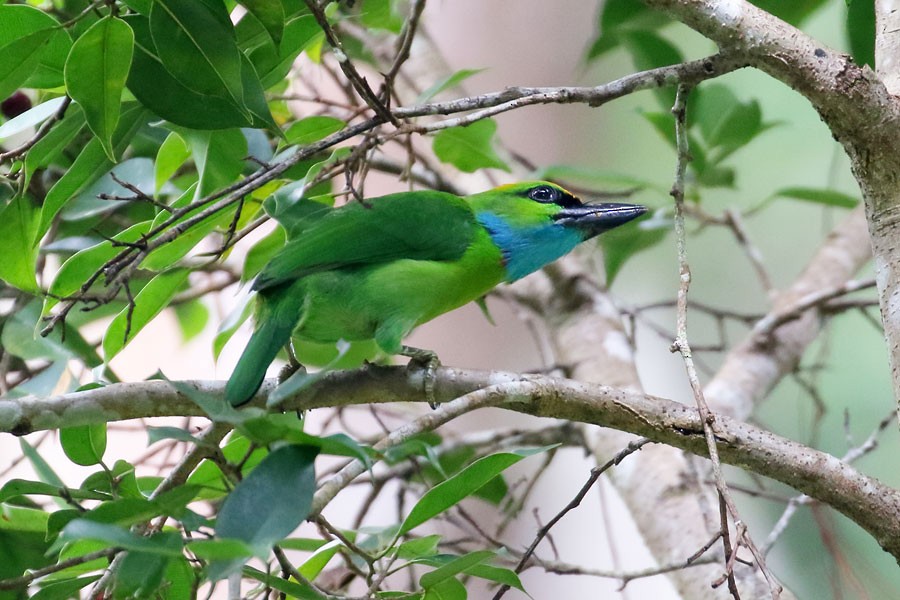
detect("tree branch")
[3,367,900,563]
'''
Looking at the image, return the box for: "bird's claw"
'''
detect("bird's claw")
[401,345,441,409]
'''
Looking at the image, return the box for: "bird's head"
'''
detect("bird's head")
[468,181,647,281]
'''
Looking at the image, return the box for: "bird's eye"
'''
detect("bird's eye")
[528,186,559,203]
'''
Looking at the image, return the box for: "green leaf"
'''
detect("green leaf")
[23,102,85,189]
[621,30,683,109]
[750,0,827,25]
[694,86,766,160]
[239,0,285,44]
[0,194,39,293]
[125,14,264,129]
[398,448,551,536]
[420,550,494,589]
[58,520,183,556]
[0,29,54,106]
[60,156,155,221]
[116,551,170,598]
[238,12,322,89]
[182,128,247,197]
[397,535,442,560]
[242,565,329,600]
[102,268,191,361]
[29,576,100,600]
[64,16,134,161]
[297,539,341,580]
[187,538,254,560]
[150,0,246,109]
[60,424,108,466]
[283,116,345,147]
[773,187,859,208]
[465,564,526,592]
[422,576,465,600]
[417,69,484,104]
[154,131,190,193]
[586,0,671,60]
[210,444,320,580]
[432,119,510,173]
[0,5,72,92]
[0,479,109,503]
[43,221,152,317]
[360,0,404,33]
[847,0,875,68]
[174,300,210,342]
[37,103,148,241]
[600,212,670,285]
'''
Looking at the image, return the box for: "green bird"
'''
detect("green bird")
[225,181,647,406]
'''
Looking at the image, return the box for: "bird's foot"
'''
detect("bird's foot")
[400,345,441,409]
[278,357,307,384]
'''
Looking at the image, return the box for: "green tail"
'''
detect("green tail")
[225,286,304,406]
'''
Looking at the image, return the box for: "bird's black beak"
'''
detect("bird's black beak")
[553,202,648,238]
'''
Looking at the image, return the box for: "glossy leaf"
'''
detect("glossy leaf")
[0,29,55,110]
[0,97,67,142]
[61,157,155,221]
[0,194,39,293]
[422,576,465,600]
[360,0,404,33]
[398,447,551,535]
[154,131,190,193]
[239,13,322,89]
[284,116,345,146]
[37,103,148,242]
[242,566,329,600]
[64,16,134,161]
[23,102,85,189]
[125,15,274,129]
[174,300,210,342]
[297,540,341,580]
[773,187,859,208]
[210,444,319,579]
[150,0,245,104]
[116,551,169,598]
[239,0,284,44]
[60,424,108,466]
[0,5,71,91]
[432,118,510,173]
[847,0,875,68]
[102,268,191,361]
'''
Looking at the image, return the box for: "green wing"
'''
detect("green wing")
[253,191,477,291]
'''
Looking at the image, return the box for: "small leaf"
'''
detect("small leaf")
[242,565,329,600]
[210,444,320,579]
[23,103,85,190]
[60,424,108,466]
[102,268,191,361]
[174,300,210,342]
[0,194,39,293]
[420,550,494,589]
[283,116,345,147]
[417,69,484,104]
[433,119,510,173]
[586,0,671,60]
[396,534,442,559]
[422,576,465,600]
[773,187,859,208]
[154,131,190,193]
[398,447,552,536]
[360,0,404,33]
[64,16,134,160]
[297,540,341,580]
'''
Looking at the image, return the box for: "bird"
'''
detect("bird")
[224,181,647,407]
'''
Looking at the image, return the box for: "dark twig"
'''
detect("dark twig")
[0,97,72,164]
[492,438,652,600]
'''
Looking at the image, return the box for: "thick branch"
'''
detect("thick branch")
[3,367,900,562]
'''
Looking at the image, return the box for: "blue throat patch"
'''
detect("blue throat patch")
[477,213,583,281]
